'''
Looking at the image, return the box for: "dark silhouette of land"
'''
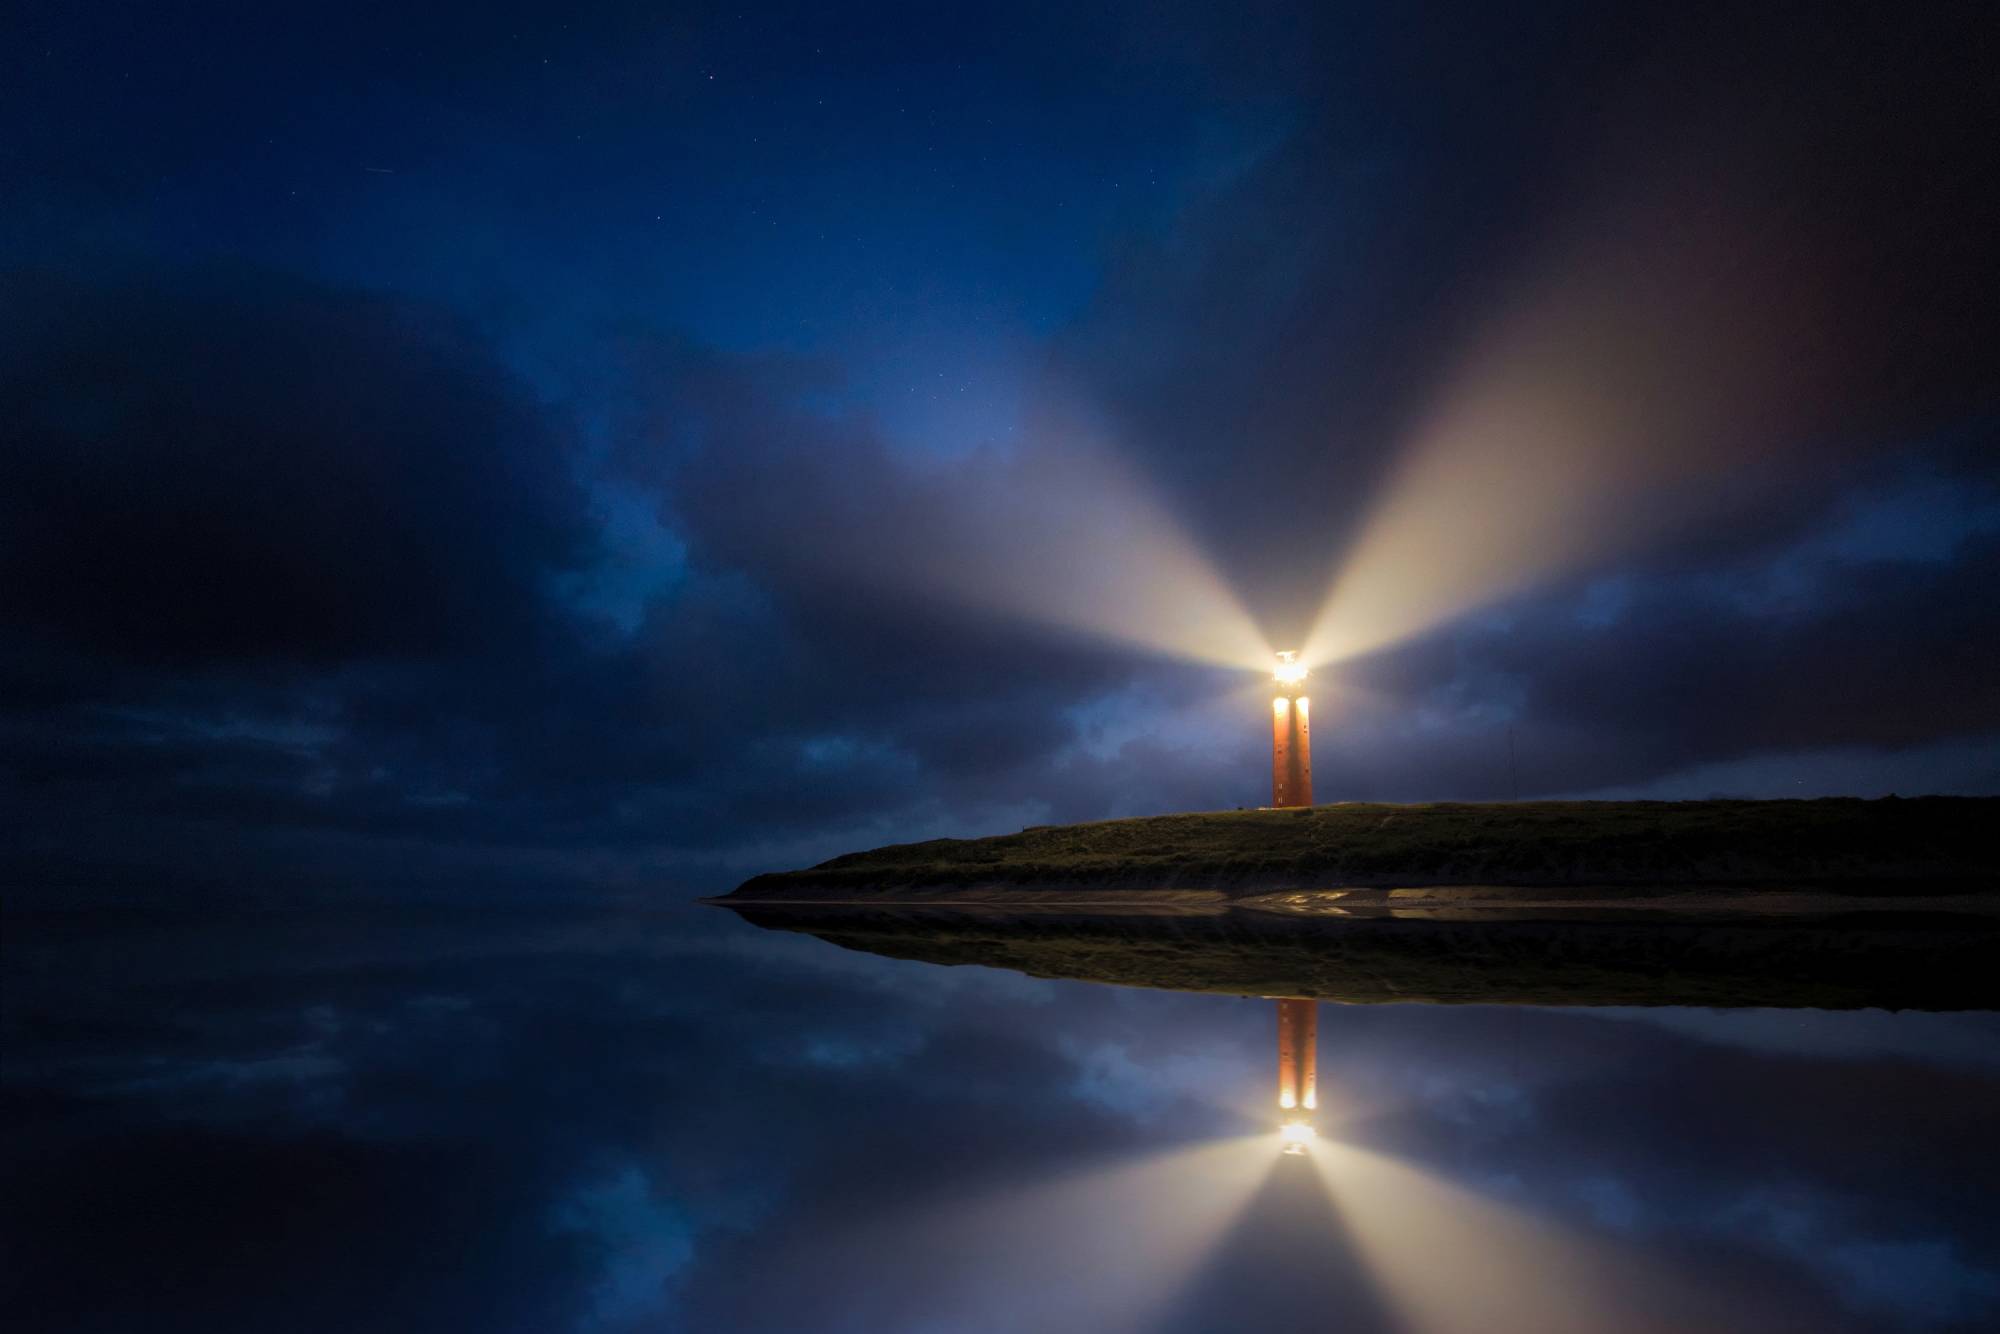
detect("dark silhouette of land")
[725,901,2000,1010]
[722,798,1998,905]
[718,798,2000,1008]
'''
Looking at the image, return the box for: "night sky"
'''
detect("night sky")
[7,7,2000,1331]
[4,1,1997,891]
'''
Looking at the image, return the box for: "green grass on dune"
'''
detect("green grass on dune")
[728,797,1998,897]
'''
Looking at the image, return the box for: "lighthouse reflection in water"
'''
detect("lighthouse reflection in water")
[1276,997,1318,1153]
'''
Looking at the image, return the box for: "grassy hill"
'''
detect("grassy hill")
[723,797,1999,902]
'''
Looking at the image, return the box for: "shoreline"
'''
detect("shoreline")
[721,895,2000,1010]
[714,883,2000,920]
[720,799,2000,907]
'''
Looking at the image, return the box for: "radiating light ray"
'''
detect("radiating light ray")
[748,421,1272,670]
[898,441,1272,671]
[1307,1139,1786,1334]
[814,1134,1278,1334]
[935,1134,1280,1334]
[1304,170,1848,670]
[1300,363,1737,668]
[1157,1145,1398,1333]
[675,370,1272,671]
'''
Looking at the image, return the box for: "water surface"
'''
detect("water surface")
[6,900,1999,1332]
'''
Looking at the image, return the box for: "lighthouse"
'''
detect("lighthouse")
[1271,651,1312,808]
[1276,997,1318,1153]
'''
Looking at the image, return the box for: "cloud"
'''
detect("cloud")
[0,268,591,668]
[13,905,2000,1333]
[0,272,1143,891]
[6,2,2000,893]
[551,1166,699,1330]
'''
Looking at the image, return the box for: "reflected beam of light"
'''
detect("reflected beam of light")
[1158,1148,1400,1333]
[1307,1140,1783,1334]
[830,1135,1279,1334]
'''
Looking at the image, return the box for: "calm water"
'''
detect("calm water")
[6,900,2000,1333]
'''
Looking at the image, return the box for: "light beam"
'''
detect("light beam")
[1304,163,1860,670]
[832,1135,1279,1334]
[1308,1139,1793,1333]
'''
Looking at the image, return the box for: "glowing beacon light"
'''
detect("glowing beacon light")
[1270,652,1313,809]
[1276,996,1318,1153]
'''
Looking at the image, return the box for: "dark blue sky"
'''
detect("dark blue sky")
[4,1,1998,896]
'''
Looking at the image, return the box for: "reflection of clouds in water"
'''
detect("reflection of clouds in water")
[1591,1006,2000,1071]
[6,905,2000,1333]
[1061,1036,1262,1125]
[109,1049,349,1124]
[1571,1175,1644,1232]
[793,1025,927,1071]
[551,1166,698,1331]
[1405,1065,1537,1136]
[1718,1188,2000,1327]
[1825,1239,2000,1326]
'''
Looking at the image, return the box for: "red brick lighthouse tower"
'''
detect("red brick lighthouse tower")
[1276,997,1319,1152]
[1271,652,1312,808]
